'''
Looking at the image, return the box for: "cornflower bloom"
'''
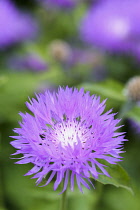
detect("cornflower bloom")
[80,0,140,55]
[0,0,37,48]
[10,87,125,192]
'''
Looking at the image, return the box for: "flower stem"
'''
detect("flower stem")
[60,189,67,210]
[94,181,104,209]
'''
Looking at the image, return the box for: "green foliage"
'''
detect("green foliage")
[0,68,71,122]
[79,79,125,102]
[78,79,126,112]
[0,73,39,122]
[96,160,133,194]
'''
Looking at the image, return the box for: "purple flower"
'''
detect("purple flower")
[9,54,48,72]
[10,87,126,192]
[80,0,140,54]
[0,0,38,49]
[128,118,140,135]
[39,0,76,9]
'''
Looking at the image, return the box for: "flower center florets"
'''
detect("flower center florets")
[49,116,93,148]
[53,121,91,148]
[39,113,94,151]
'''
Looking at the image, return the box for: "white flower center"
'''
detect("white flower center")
[53,121,91,148]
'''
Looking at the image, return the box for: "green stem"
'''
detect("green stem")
[60,189,67,210]
[93,182,104,209]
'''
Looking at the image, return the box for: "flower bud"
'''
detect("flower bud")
[124,76,140,101]
[49,40,72,62]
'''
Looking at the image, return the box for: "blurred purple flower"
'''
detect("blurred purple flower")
[9,54,48,72]
[80,0,140,55]
[0,0,38,49]
[10,87,126,192]
[128,118,140,135]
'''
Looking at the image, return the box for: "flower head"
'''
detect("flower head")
[49,39,72,62]
[0,0,38,49]
[124,76,140,102]
[80,0,140,54]
[10,87,126,192]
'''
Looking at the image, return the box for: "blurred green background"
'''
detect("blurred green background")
[1,0,140,210]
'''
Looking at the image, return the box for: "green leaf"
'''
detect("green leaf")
[95,160,133,194]
[78,79,125,102]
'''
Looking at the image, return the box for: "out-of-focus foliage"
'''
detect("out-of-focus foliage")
[1,0,140,210]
